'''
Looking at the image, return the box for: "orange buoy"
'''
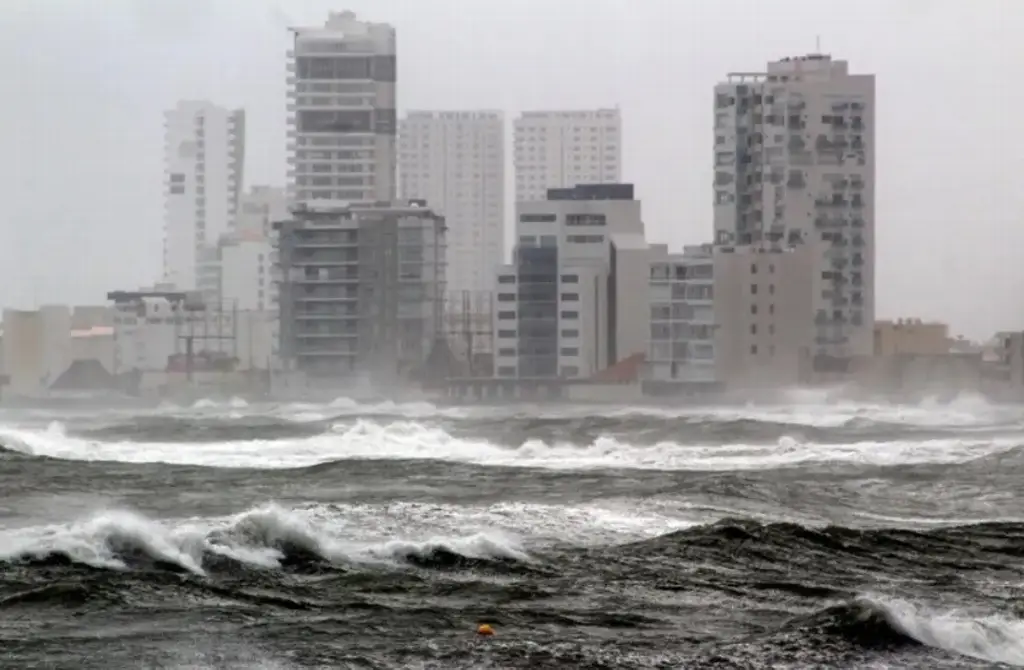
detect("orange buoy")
[477,623,495,636]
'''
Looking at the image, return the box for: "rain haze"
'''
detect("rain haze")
[8,4,1024,668]
[0,0,1021,339]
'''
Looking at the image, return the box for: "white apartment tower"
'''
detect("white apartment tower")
[163,100,245,291]
[713,54,875,359]
[513,109,622,203]
[286,11,397,205]
[398,111,505,297]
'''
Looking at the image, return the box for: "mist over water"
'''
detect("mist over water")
[2,392,1024,668]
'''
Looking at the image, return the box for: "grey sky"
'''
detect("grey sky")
[0,0,1019,339]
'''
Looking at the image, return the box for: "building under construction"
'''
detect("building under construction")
[442,290,494,377]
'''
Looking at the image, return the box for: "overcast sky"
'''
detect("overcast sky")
[0,0,1020,339]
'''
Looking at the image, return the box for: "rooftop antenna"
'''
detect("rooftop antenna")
[815,35,821,53]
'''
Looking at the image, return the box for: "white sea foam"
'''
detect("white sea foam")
[0,418,1019,472]
[863,594,1024,666]
[0,500,690,573]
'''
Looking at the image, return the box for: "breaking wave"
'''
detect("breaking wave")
[0,504,531,576]
[1,418,1020,472]
[796,596,1024,666]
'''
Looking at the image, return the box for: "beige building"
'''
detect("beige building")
[873,319,950,356]
[714,54,875,360]
[713,243,822,388]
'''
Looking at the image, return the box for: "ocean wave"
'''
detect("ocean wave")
[0,504,532,576]
[0,419,1019,473]
[624,517,1024,568]
[796,595,1024,666]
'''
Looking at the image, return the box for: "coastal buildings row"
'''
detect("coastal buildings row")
[2,10,988,401]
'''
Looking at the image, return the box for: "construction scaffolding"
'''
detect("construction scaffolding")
[443,290,494,378]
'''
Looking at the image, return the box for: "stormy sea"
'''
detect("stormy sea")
[2,392,1024,669]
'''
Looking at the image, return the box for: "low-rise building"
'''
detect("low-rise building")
[274,200,447,382]
[873,319,950,356]
[493,183,648,379]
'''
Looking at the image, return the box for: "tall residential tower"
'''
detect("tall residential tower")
[286,11,397,205]
[513,109,622,203]
[398,111,505,297]
[162,101,245,291]
[712,54,875,365]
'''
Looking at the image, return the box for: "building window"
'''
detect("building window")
[561,329,579,338]
[751,345,758,355]
[561,293,579,302]
[566,234,604,244]
[751,304,758,315]
[497,366,517,377]
[561,366,580,377]
[560,347,579,356]
[560,310,579,319]
[560,274,579,284]
[498,275,516,284]
[519,213,556,223]
[751,284,758,295]
[498,348,516,357]
[769,284,775,295]
[750,324,757,335]
[540,235,558,247]
[498,329,516,338]
[497,293,516,302]
[498,310,515,320]
[769,304,775,315]
[566,214,607,226]
[751,263,758,274]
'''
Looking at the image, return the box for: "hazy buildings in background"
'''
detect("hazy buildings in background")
[274,201,446,382]
[286,11,397,206]
[712,54,875,372]
[235,186,289,236]
[494,184,647,380]
[398,111,505,297]
[513,110,622,203]
[162,101,245,291]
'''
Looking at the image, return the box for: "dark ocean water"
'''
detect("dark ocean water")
[1,394,1023,669]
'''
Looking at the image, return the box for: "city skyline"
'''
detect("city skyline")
[1,0,1021,339]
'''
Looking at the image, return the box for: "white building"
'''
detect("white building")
[713,54,875,360]
[513,109,622,203]
[287,11,397,205]
[493,184,647,379]
[236,185,289,234]
[163,100,245,291]
[219,229,274,312]
[647,244,717,386]
[398,111,505,297]
[108,287,273,383]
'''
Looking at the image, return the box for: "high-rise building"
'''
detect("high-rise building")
[513,109,622,203]
[398,111,505,297]
[163,101,245,291]
[712,54,875,364]
[286,11,397,205]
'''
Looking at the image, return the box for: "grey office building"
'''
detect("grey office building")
[275,201,446,380]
